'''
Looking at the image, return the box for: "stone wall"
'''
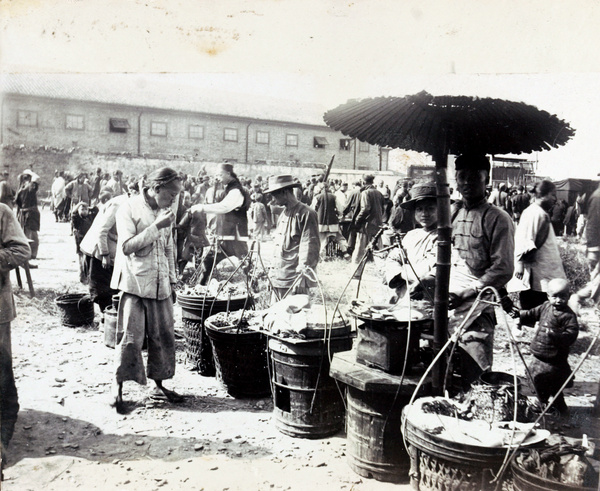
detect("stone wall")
[0,146,332,195]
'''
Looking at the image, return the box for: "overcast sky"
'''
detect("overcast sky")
[2,0,600,179]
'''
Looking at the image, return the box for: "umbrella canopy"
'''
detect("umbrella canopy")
[323,91,574,156]
[324,91,574,395]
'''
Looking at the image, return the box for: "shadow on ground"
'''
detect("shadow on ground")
[6,408,272,470]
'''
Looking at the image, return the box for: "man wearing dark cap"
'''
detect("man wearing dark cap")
[111,167,183,412]
[264,175,320,300]
[351,174,384,264]
[511,185,530,223]
[65,172,92,217]
[89,167,103,205]
[450,154,515,388]
[191,163,250,285]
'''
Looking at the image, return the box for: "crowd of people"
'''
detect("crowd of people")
[1,158,599,475]
[385,157,599,414]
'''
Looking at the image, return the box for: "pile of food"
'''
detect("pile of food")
[178,279,247,300]
[405,396,550,448]
[348,299,432,321]
[421,389,530,423]
[463,383,530,423]
[206,310,264,333]
[515,440,599,488]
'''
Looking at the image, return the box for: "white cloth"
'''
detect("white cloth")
[334,189,347,217]
[514,202,566,292]
[80,195,128,262]
[51,176,66,203]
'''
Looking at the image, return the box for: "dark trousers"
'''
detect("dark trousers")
[519,289,548,310]
[531,357,570,415]
[86,255,118,312]
[199,240,248,285]
[0,322,19,450]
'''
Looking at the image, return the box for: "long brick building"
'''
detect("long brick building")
[0,74,389,174]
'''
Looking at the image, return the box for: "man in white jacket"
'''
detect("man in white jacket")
[110,167,182,413]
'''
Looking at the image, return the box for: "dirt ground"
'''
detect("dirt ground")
[2,208,599,490]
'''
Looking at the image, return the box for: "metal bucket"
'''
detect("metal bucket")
[269,336,352,439]
[55,293,95,327]
[102,306,122,348]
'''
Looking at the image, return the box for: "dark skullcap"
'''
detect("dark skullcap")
[454,154,491,172]
[533,179,556,198]
[147,167,181,186]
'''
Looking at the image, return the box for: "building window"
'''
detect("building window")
[151,121,167,137]
[359,141,370,152]
[17,110,38,127]
[340,138,352,151]
[189,125,204,139]
[223,128,238,142]
[256,130,269,145]
[66,114,84,130]
[314,136,329,149]
[109,118,130,133]
[286,134,298,147]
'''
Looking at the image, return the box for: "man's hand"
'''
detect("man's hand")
[101,254,111,269]
[448,293,462,310]
[515,261,525,280]
[154,209,175,229]
[190,204,204,214]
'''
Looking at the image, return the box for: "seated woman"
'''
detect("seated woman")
[385,182,437,303]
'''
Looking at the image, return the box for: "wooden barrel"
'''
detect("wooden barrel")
[346,386,411,483]
[269,336,352,439]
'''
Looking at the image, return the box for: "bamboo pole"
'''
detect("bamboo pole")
[432,149,451,395]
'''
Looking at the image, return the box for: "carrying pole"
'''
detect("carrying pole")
[323,155,335,182]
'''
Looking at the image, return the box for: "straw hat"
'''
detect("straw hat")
[400,182,437,210]
[264,175,301,194]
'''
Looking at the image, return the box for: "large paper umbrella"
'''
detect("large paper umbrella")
[324,91,574,393]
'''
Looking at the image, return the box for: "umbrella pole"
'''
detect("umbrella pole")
[433,151,451,395]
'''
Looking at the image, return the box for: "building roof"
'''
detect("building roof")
[0,73,330,128]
